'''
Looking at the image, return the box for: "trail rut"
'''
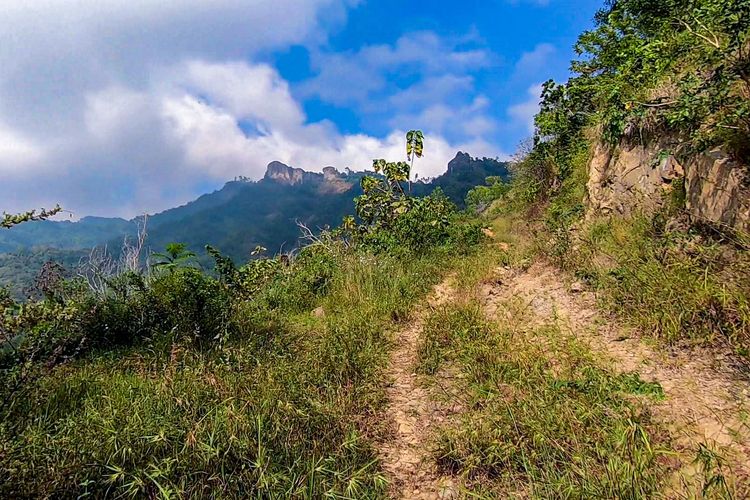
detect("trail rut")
[378,278,460,499]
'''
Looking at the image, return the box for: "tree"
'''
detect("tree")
[406,130,424,192]
[341,130,463,253]
[1,205,62,229]
[151,243,198,273]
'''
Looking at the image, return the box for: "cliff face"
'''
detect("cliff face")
[263,161,324,186]
[263,162,353,194]
[586,136,750,232]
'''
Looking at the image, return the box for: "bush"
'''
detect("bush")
[465,176,509,213]
[348,162,482,255]
[149,268,233,345]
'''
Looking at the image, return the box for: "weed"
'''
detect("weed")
[420,302,671,498]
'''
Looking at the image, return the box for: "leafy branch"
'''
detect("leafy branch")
[1,205,62,229]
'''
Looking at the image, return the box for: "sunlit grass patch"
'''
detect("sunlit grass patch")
[0,252,449,498]
[419,302,673,498]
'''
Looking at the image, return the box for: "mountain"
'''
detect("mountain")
[0,216,136,254]
[421,152,509,202]
[0,153,509,297]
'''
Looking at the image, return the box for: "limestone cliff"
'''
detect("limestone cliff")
[263,161,354,194]
[585,135,750,232]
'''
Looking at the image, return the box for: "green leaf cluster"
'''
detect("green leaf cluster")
[343,133,482,254]
[540,0,750,155]
[1,206,62,229]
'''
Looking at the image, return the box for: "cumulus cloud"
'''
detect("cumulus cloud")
[512,43,557,81]
[0,2,507,218]
[298,30,500,150]
[0,123,46,172]
[158,61,496,180]
[508,83,544,135]
[301,31,494,107]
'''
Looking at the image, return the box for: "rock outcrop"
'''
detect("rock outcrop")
[263,162,354,194]
[586,137,750,232]
[263,161,322,186]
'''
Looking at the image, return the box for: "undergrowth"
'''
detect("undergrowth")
[419,300,671,498]
[575,217,750,352]
[0,252,448,498]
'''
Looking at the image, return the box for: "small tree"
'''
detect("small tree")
[342,130,465,253]
[151,243,198,274]
[406,130,424,192]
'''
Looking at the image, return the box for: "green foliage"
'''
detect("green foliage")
[414,153,511,208]
[561,0,749,155]
[151,242,198,273]
[1,205,62,229]
[148,268,232,345]
[491,0,750,354]
[406,130,424,161]
[465,176,510,212]
[346,133,483,255]
[510,0,750,216]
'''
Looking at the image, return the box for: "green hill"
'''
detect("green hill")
[0,153,509,298]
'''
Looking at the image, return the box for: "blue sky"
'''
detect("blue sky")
[282,0,602,148]
[0,0,603,218]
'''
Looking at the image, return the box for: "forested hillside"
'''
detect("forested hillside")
[0,154,508,298]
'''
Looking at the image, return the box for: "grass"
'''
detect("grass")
[417,297,672,498]
[0,252,448,498]
[563,215,750,354]
[413,218,746,498]
[489,143,750,355]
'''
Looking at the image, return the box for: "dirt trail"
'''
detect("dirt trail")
[481,261,750,491]
[378,278,461,499]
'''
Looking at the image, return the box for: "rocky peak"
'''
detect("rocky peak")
[447,151,474,173]
[322,166,341,180]
[263,161,321,186]
[262,161,354,194]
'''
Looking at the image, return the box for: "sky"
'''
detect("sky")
[0,0,603,219]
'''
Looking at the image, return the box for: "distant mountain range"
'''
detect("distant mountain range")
[0,152,509,298]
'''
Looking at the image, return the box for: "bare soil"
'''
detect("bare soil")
[378,278,462,499]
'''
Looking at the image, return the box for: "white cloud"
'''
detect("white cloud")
[513,44,557,80]
[301,31,494,107]
[0,0,357,216]
[298,30,499,149]
[180,61,306,131]
[157,61,497,181]
[508,83,544,134]
[0,123,45,172]
[0,3,505,218]
[389,95,497,140]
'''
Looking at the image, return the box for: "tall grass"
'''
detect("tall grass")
[0,252,446,498]
[561,215,750,354]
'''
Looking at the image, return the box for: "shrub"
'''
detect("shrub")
[149,267,233,345]
[465,176,509,213]
[344,136,484,255]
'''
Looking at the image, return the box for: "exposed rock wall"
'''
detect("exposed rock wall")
[586,137,750,233]
[684,150,750,232]
[263,161,354,194]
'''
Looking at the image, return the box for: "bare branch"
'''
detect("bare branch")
[677,18,720,49]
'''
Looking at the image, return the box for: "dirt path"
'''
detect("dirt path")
[378,278,460,499]
[481,261,750,493]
